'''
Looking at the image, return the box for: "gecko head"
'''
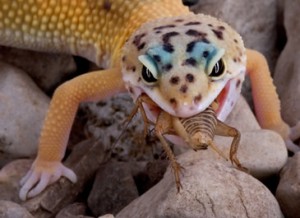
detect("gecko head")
[121,14,246,118]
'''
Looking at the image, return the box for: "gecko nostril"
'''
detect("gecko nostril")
[180,84,188,93]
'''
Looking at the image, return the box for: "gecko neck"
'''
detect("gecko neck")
[108,0,191,68]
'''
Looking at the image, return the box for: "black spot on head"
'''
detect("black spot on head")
[183,57,197,66]
[234,39,238,43]
[218,26,225,30]
[163,43,174,53]
[203,51,209,58]
[133,33,146,49]
[194,94,202,104]
[212,29,223,40]
[153,24,176,30]
[170,76,180,85]
[185,73,195,83]
[180,84,188,93]
[208,24,213,27]
[233,58,237,62]
[103,0,111,11]
[202,38,210,43]
[153,55,161,63]
[184,21,201,26]
[162,31,180,44]
[163,64,173,71]
[137,42,146,50]
[186,41,197,53]
[186,29,207,37]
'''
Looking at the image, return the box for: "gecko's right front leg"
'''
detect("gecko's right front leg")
[19,68,126,200]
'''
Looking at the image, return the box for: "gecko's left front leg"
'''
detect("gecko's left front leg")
[19,68,126,200]
[246,49,300,152]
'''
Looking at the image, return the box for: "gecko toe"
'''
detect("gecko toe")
[19,172,40,201]
[62,166,77,183]
[27,173,51,198]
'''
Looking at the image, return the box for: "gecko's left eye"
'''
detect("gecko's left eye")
[209,59,225,79]
[141,65,158,83]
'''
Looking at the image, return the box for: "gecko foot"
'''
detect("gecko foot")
[19,161,77,201]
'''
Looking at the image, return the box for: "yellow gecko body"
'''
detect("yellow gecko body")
[0,0,297,200]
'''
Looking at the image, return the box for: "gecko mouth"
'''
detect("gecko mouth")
[141,84,229,124]
[215,83,230,115]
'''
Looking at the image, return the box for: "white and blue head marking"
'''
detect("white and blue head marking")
[122,14,246,118]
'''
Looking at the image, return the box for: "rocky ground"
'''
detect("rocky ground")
[0,0,299,217]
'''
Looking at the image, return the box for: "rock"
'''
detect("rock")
[56,203,94,218]
[22,139,111,218]
[0,200,34,218]
[225,96,260,132]
[214,129,287,179]
[98,215,115,218]
[0,46,77,93]
[0,62,50,157]
[82,93,164,162]
[274,0,300,126]
[0,159,32,203]
[117,152,283,218]
[129,160,168,195]
[276,152,300,218]
[87,161,139,216]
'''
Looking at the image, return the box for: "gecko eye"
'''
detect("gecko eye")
[141,65,158,83]
[138,54,158,84]
[209,59,225,79]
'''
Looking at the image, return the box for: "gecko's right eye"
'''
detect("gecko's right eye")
[141,66,157,83]
[138,54,158,84]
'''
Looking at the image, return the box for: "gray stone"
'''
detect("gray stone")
[117,152,283,218]
[82,93,164,162]
[56,203,94,218]
[0,200,34,218]
[0,46,77,93]
[214,129,287,179]
[274,0,300,126]
[276,152,300,218]
[0,159,32,203]
[87,161,139,216]
[0,62,49,157]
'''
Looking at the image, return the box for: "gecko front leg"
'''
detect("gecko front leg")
[19,68,126,200]
[246,49,300,152]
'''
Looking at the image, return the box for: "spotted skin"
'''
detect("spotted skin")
[122,14,246,119]
[0,0,297,200]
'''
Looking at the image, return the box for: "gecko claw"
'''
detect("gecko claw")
[19,161,77,201]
